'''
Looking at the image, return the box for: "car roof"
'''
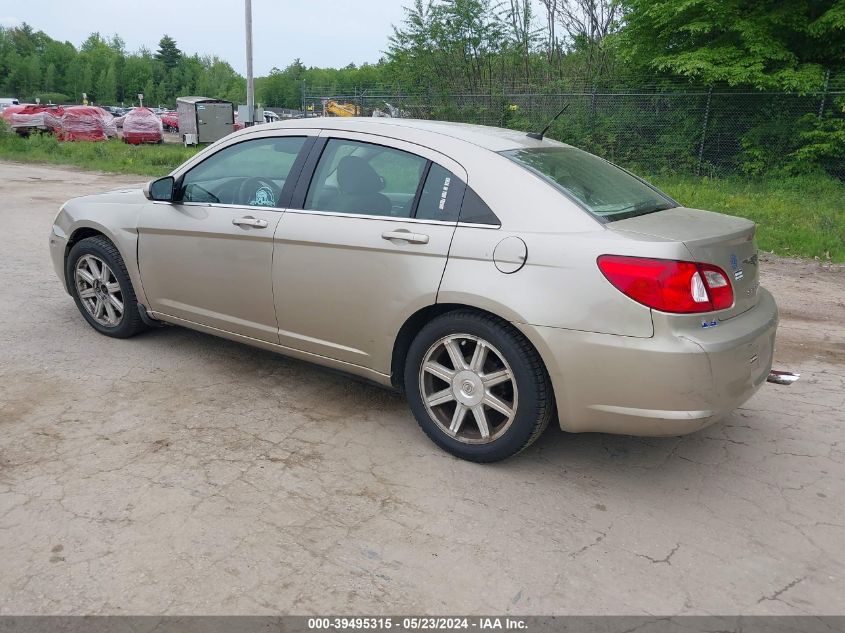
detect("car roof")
[257,117,572,153]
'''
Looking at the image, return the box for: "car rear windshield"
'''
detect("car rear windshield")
[502,147,675,222]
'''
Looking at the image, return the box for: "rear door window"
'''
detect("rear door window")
[305,139,427,217]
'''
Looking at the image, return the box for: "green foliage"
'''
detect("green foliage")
[32,92,69,104]
[1,0,844,188]
[388,0,525,90]
[739,109,845,176]
[257,59,306,109]
[0,25,243,107]
[789,111,845,171]
[617,0,845,92]
[155,35,181,70]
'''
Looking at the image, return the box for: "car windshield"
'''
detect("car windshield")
[502,147,675,222]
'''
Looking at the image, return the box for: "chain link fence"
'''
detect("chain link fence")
[302,78,845,178]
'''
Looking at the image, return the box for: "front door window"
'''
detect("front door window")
[180,136,306,207]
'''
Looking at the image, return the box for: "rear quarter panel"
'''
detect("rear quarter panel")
[440,222,697,338]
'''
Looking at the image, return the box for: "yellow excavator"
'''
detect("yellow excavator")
[324,100,362,117]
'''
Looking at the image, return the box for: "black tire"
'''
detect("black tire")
[404,310,554,462]
[65,235,147,339]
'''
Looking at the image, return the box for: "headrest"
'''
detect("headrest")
[337,156,385,194]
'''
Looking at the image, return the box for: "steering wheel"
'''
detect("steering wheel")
[238,177,281,207]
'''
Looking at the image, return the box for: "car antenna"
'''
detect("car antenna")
[526,103,570,141]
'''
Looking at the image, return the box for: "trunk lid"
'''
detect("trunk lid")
[609,207,760,320]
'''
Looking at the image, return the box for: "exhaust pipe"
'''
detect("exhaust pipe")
[767,370,800,385]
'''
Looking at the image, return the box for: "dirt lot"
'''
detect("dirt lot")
[0,161,843,615]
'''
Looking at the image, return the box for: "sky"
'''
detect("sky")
[0,0,412,74]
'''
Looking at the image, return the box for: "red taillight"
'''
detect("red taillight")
[597,255,734,314]
[698,263,733,310]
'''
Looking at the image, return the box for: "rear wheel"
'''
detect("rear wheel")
[66,236,147,338]
[404,310,553,462]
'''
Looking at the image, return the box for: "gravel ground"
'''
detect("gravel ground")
[0,161,843,615]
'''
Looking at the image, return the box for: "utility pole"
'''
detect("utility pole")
[245,0,255,125]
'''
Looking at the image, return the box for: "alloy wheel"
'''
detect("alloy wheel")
[419,334,518,444]
[74,255,124,327]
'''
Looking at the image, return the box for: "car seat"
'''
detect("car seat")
[331,156,392,215]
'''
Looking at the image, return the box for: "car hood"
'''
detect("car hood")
[70,187,147,205]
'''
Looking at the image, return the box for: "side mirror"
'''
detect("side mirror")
[144,176,176,202]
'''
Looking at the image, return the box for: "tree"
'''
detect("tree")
[143,78,155,105]
[80,64,93,101]
[388,0,509,90]
[618,0,845,91]
[122,54,152,103]
[503,0,538,81]
[44,62,57,91]
[552,0,621,78]
[538,0,561,65]
[64,56,83,101]
[108,34,125,55]
[96,63,116,103]
[155,35,181,70]
[22,54,41,96]
[258,59,308,108]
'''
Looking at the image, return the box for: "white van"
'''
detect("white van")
[0,97,20,111]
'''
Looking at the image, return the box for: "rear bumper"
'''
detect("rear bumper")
[517,288,778,436]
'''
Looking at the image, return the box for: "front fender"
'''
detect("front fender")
[52,194,148,306]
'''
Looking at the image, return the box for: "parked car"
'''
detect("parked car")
[122,107,163,144]
[99,106,126,117]
[48,119,778,462]
[7,104,64,135]
[93,106,118,138]
[58,106,108,142]
[160,111,179,132]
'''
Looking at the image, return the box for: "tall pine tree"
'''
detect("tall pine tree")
[155,35,181,70]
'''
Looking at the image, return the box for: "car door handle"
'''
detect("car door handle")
[232,216,269,229]
[381,230,429,244]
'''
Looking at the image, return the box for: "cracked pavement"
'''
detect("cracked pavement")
[0,162,843,615]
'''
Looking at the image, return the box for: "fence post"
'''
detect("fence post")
[696,86,713,177]
[818,69,831,119]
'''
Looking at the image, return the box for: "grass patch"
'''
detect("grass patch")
[0,131,199,176]
[648,172,845,262]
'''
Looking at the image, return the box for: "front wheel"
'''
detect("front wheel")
[404,311,554,462]
[66,236,147,338]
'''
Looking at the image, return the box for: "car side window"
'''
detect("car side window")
[180,136,306,207]
[415,163,465,222]
[305,139,426,217]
